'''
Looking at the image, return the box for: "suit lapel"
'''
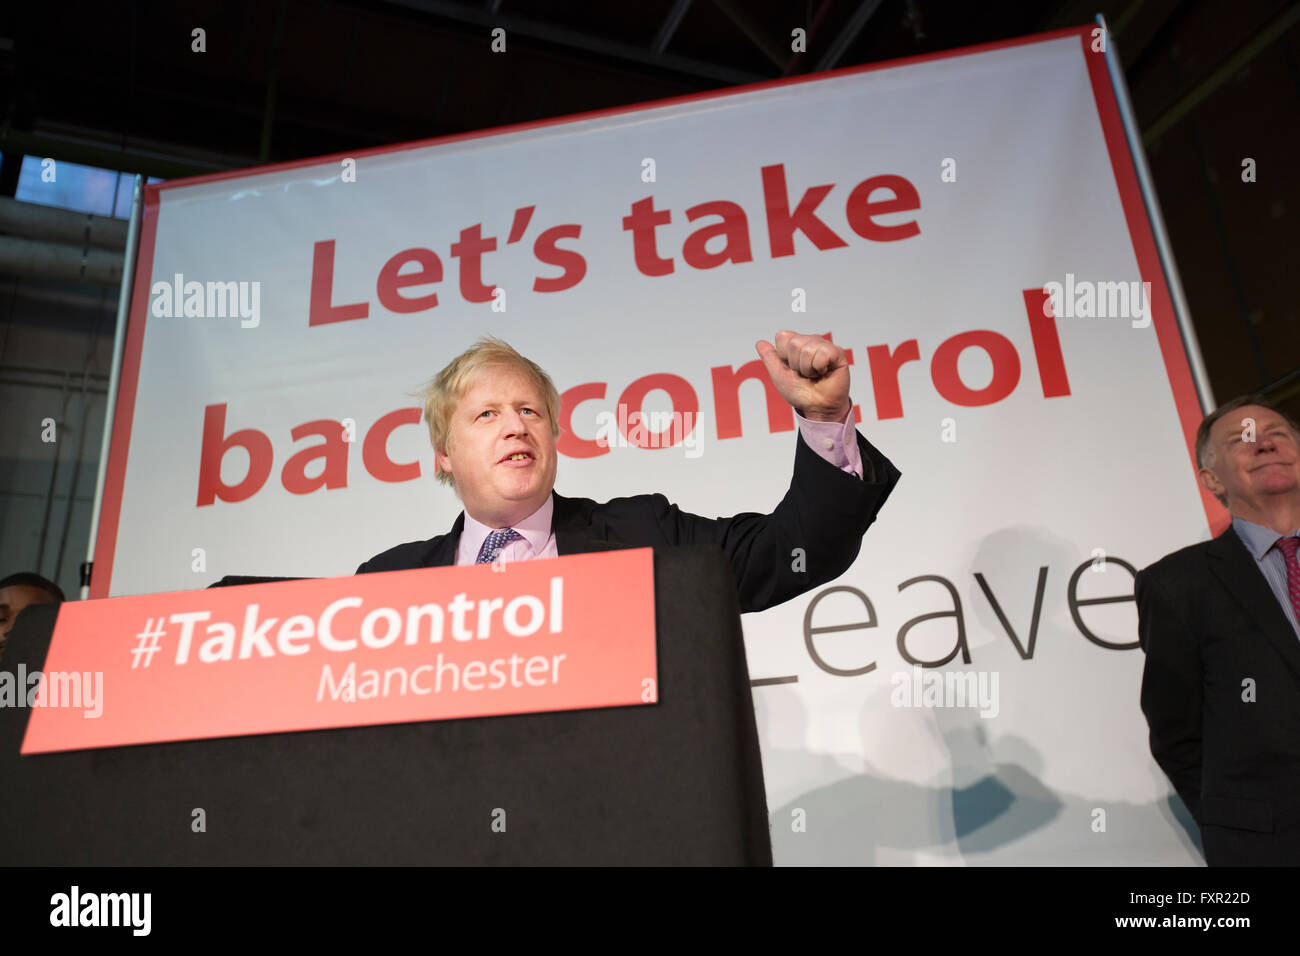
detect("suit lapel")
[429,512,465,567]
[1208,526,1300,681]
[551,491,616,556]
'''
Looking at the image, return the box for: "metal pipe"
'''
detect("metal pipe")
[0,129,223,181]
[0,375,109,393]
[814,0,884,73]
[0,235,124,286]
[652,0,693,55]
[34,367,71,576]
[260,0,291,164]
[54,292,109,589]
[82,175,144,599]
[381,0,763,85]
[783,0,837,75]
[1143,3,1300,147]
[1098,14,1215,413]
[1259,365,1300,405]
[0,283,119,311]
[0,196,128,250]
[710,0,787,69]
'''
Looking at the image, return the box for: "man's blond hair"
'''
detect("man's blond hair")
[418,336,561,490]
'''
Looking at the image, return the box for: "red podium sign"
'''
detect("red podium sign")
[22,549,657,754]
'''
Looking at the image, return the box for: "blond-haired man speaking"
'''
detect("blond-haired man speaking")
[357,331,900,613]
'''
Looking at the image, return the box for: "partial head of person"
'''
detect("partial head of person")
[419,336,561,529]
[1195,395,1300,520]
[0,572,66,656]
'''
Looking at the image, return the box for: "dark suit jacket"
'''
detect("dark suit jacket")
[357,429,901,614]
[1136,525,1300,865]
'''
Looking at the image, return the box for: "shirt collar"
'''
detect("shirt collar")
[460,493,554,559]
[1231,515,1300,561]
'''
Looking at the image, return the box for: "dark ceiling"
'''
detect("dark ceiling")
[0,0,1267,174]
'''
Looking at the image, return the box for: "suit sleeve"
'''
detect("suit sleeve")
[1135,567,1204,819]
[646,429,899,613]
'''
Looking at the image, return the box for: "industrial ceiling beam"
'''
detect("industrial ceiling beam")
[0,129,227,180]
[0,196,128,249]
[260,0,292,163]
[652,0,694,56]
[709,0,788,69]
[814,0,884,72]
[377,0,765,85]
[1143,2,1300,147]
[783,0,837,75]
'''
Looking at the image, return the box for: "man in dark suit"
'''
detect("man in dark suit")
[357,331,900,614]
[1136,395,1300,865]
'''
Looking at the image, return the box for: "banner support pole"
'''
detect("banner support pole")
[1095,13,1215,414]
[81,174,144,600]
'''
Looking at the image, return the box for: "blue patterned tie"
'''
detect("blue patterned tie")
[476,527,522,564]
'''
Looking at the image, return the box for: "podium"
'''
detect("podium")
[0,546,772,865]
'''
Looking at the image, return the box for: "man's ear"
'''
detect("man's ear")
[1197,465,1223,500]
[434,447,452,478]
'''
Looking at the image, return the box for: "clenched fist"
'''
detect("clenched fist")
[755,330,852,422]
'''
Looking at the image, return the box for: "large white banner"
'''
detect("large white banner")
[96,26,1213,864]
